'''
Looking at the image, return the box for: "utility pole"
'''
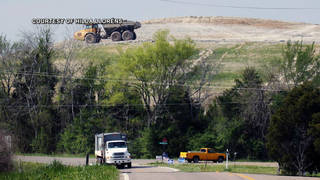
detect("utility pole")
[226,149,229,169]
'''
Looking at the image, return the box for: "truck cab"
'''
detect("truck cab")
[95,133,131,168]
[74,24,101,43]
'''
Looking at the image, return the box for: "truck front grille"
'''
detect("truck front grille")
[113,156,124,159]
[113,152,125,156]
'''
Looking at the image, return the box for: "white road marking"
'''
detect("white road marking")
[122,173,129,180]
[158,166,180,172]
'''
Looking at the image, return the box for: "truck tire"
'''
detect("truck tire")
[117,164,125,169]
[122,30,134,41]
[96,36,101,43]
[85,34,96,44]
[218,156,224,163]
[111,31,122,41]
[193,156,199,163]
[132,31,137,40]
[127,162,132,168]
[96,157,103,165]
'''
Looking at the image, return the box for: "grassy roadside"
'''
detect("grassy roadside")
[151,162,320,177]
[0,161,118,180]
[150,162,277,174]
[232,158,275,162]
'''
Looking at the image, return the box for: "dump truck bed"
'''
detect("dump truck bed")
[102,21,141,29]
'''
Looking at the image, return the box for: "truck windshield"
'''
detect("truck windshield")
[108,142,126,148]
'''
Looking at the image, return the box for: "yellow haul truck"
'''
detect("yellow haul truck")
[74,21,141,43]
[180,148,226,163]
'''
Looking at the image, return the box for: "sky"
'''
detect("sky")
[1,0,319,41]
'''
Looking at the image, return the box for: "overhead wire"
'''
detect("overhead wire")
[0,70,285,92]
[160,0,320,10]
[0,66,285,108]
[0,100,275,108]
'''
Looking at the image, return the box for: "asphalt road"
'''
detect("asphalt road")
[14,155,278,167]
[15,156,318,180]
[14,155,156,166]
[119,166,319,180]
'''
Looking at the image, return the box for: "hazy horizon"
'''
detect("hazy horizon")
[1,0,319,41]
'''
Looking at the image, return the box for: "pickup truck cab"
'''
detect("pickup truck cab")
[180,148,226,163]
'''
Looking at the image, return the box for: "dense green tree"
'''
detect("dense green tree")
[267,83,320,176]
[0,29,59,153]
[197,102,244,154]
[57,63,110,154]
[104,30,220,158]
[130,85,203,158]
[216,67,272,159]
[57,109,106,154]
[281,41,320,88]
[106,30,198,128]
[156,86,202,157]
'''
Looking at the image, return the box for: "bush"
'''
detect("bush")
[0,131,13,172]
[0,161,118,180]
[267,83,320,176]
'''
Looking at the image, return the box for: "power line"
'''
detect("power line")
[160,0,320,10]
[0,100,274,108]
[0,70,285,92]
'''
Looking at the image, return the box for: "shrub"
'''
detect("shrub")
[0,131,13,172]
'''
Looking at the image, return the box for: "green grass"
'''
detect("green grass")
[197,42,285,88]
[234,158,275,162]
[55,41,318,91]
[0,161,118,180]
[151,162,277,175]
[211,72,240,82]
[75,46,118,62]
[151,162,320,177]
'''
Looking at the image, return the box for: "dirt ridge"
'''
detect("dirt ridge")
[134,16,320,43]
[142,16,305,29]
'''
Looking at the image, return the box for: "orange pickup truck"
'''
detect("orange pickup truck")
[180,148,226,163]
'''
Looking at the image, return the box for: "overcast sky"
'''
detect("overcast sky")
[1,0,319,41]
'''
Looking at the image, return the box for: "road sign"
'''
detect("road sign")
[156,155,162,160]
[178,158,185,163]
[162,138,167,143]
[159,142,168,145]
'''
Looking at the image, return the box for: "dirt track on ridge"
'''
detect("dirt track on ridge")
[101,16,320,44]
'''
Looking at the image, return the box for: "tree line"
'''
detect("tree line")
[0,28,319,175]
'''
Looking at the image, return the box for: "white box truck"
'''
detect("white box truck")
[95,132,131,168]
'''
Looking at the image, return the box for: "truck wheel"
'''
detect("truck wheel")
[193,156,199,163]
[187,159,192,163]
[85,34,96,43]
[96,157,102,165]
[111,31,122,41]
[96,36,101,43]
[218,156,224,163]
[122,30,134,41]
[132,31,137,40]
[127,162,132,168]
[117,164,125,169]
